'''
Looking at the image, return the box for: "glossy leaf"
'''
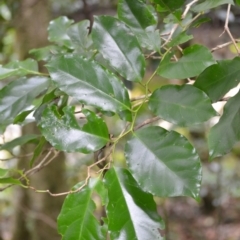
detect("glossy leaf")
[0,177,22,185]
[118,0,160,51]
[67,20,92,50]
[192,0,234,12]
[194,57,240,102]
[47,55,132,121]
[208,90,240,159]
[0,76,49,125]
[158,44,215,79]
[0,134,39,151]
[48,16,74,48]
[149,85,216,126]
[39,106,109,153]
[92,16,145,82]
[0,58,38,80]
[125,126,202,198]
[104,167,164,240]
[58,179,105,240]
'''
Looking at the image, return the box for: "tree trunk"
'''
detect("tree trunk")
[12,1,67,240]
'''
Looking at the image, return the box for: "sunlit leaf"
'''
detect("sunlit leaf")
[153,0,185,12]
[0,76,49,125]
[92,16,145,82]
[149,85,217,126]
[125,126,202,198]
[0,134,39,151]
[208,90,240,159]
[47,55,132,121]
[58,179,105,240]
[48,16,74,48]
[194,57,240,102]
[104,167,165,240]
[157,44,215,79]
[39,106,109,153]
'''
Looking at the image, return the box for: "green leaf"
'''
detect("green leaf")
[236,0,240,6]
[57,179,105,240]
[208,90,240,159]
[118,0,160,51]
[39,106,109,153]
[13,109,34,124]
[29,45,63,61]
[104,167,164,240]
[67,20,92,50]
[192,0,234,12]
[118,0,157,29]
[0,134,39,151]
[168,31,193,47]
[0,58,39,80]
[0,168,9,177]
[194,57,240,102]
[92,16,145,82]
[29,136,47,167]
[125,126,202,198]
[0,177,22,185]
[48,16,74,48]
[47,55,132,121]
[0,76,49,125]
[158,44,215,79]
[149,85,216,126]
[153,0,185,12]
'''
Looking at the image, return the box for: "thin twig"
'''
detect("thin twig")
[211,39,240,52]
[182,0,199,19]
[220,4,240,55]
[131,94,151,102]
[29,147,114,197]
[134,117,161,131]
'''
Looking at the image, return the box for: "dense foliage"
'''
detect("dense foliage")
[0,0,240,239]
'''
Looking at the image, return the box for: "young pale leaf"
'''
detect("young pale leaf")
[47,55,132,121]
[0,134,39,151]
[104,167,165,240]
[0,76,49,125]
[0,168,9,177]
[208,90,240,159]
[0,58,38,80]
[158,44,215,79]
[125,126,202,198]
[0,177,22,186]
[194,57,240,102]
[58,179,105,240]
[92,16,145,82]
[48,16,74,49]
[192,0,234,12]
[39,106,109,153]
[118,0,160,51]
[149,85,216,126]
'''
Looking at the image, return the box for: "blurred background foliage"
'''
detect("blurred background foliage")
[0,0,240,240]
